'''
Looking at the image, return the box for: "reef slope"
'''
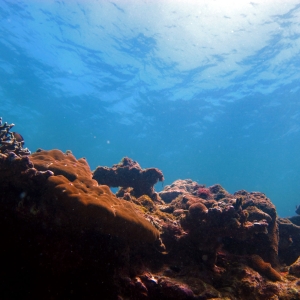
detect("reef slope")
[0,127,299,299]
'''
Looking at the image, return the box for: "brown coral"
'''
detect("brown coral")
[250,254,282,282]
[2,149,159,243]
[188,202,208,220]
[93,157,164,200]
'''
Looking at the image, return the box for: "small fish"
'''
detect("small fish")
[12,132,24,144]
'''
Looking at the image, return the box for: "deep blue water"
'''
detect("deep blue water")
[1,0,300,217]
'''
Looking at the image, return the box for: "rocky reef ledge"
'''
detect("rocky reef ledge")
[0,120,300,299]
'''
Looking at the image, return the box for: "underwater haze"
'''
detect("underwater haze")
[1,0,300,217]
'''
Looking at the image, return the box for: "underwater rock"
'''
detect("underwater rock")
[93,156,164,201]
[155,278,195,299]
[289,256,300,277]
[278,216,300,265]
[289,215,300,226]
[233,190,279,267]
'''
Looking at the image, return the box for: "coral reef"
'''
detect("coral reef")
[1,145,300,299]
[0,117,30,156]
[93,157,164,201]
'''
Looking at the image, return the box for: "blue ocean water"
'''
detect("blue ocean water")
[1,0,300,217]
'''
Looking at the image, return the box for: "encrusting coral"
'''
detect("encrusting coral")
[93,156,164,201]
[0,142,159,243]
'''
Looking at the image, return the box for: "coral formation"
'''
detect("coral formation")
[0,149,159,243]
[196,187,211,199]
[1,140,300,299]
[178,191,272,269]
[93,157,164,200]
[232,190,279,267]
[249,254,282,281]
[159,180,229,203]
[0,117,30,156]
